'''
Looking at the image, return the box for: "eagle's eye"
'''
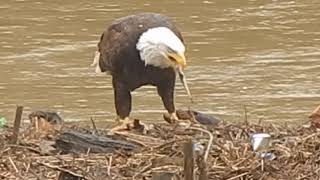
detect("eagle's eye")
[168,56,175,62]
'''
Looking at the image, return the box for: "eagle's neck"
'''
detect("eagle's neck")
[136,27,185,69]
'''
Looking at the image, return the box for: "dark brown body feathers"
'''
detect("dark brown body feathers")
[97,13,185,119]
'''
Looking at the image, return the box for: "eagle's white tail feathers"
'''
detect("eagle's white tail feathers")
[91,51,102,73]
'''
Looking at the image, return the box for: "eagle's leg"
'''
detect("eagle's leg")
[157,83,179,123]
[111,78,133,131]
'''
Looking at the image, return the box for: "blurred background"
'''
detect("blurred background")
[0,0,319,125]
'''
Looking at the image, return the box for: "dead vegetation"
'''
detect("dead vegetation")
[1,106,320,180]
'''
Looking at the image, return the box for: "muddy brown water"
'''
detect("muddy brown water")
[0,0,319,125]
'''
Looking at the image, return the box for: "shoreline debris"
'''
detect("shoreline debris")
[309,104,320,128]
[251,133,271,152]
[1,107,320,179]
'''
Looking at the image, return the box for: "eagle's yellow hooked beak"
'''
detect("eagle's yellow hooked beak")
[167,52,187,69]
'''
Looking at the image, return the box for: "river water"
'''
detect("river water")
[0,0,319,125]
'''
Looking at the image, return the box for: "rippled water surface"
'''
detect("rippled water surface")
[0,0,319,124]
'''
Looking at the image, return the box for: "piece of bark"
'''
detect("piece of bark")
[10,105,23,144]
[55,130,141,154]
[183,139,194,180]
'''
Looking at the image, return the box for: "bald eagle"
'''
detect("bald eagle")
[91,13,191,129]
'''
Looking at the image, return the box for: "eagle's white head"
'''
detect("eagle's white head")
[136,27,186,69]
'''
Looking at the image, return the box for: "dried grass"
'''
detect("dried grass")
[0,120,320,180]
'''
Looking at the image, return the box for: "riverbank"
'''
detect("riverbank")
[0,107,319,180]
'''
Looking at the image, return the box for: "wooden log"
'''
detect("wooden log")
[183,139,194,180]
[55,129,141,154]
[10,105,23,144]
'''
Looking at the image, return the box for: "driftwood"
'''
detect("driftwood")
[10,105,23,144]
[183,139,194,180]
[55,130,141,154]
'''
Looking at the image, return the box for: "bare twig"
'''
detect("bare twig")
[8,157,19,173]
[226,172,249,180]
[133,160,153,179]
[90,117,97,134]
[107,156,112,176]
[243,105,248,126]
[114,131,159,147]
[188,127,213,162]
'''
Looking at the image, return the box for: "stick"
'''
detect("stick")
[226,172,249,180]
[150,165,181,172]
[35,116,39,132]
[25,162,30,173]
[133,161,153,179]
[243,105,248,126]
[107,156,112,176]
[8,157,19,173]
[90,117,97,134]
[178,66,193,103]
[183,139,194,180]
[188,127,213,162]
[11,105,24,144]
[114,131,157,146]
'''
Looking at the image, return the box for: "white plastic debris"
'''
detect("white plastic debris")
[260,152,276,160]
[251,133,271,151]
[192,142,205,156]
